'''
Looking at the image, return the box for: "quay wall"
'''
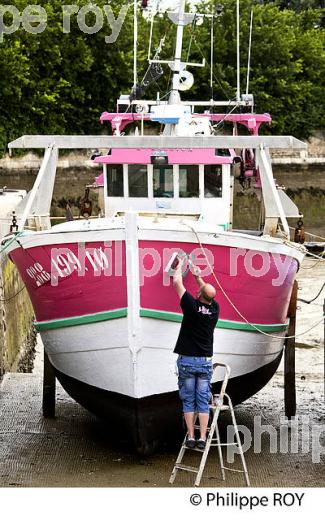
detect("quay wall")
[0,254,36,378]
[0,151,324,237]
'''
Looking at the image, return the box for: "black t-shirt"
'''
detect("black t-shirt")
[174,291,220,357]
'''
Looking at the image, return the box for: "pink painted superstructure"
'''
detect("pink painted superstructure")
[96,148,235,165]
[100,111,271,134]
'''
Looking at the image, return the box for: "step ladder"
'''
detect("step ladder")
[169,363,250,487]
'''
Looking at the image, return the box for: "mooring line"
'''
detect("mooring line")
[184,223,324,340]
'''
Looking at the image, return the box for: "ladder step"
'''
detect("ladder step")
[184,446,206,452]
[175,464,199,474]
[221,466,246,473]
[210,442,238,447]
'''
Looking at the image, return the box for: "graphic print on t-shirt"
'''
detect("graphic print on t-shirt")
[198,305,213,316]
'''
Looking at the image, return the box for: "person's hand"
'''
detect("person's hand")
[193,266,202,277]
[188,257,201,276]
[192,264,202,277]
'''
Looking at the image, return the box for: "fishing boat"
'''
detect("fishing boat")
[3,1,306,453]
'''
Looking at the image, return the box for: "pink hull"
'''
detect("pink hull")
[10,241,127,322]
[140,241,298,325]
[10,239,298,325]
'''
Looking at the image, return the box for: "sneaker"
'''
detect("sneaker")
[196,438,206,450]
[185,437,196,449]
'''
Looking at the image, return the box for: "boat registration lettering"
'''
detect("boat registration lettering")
[50,246,113,284]
[26,263,51,287]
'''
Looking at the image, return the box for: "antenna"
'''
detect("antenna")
[236,0,240,102]
[210,7,214,101]
[210,4,223,102]
[246,9,253,95]
[148,8,155,61]
[133,0,138,88]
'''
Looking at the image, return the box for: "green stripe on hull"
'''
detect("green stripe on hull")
[35,308,128,331]
[35,307,288,333]
[140,309,289,332]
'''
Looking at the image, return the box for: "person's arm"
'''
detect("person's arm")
[173,258,186,299]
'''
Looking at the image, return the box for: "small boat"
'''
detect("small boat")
[3,1,306,453]
[305,242,325,255]
[0,187,26,238]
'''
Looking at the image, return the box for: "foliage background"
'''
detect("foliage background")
[0,0,324,155]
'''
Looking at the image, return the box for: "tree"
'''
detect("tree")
[0,0,324,154]
[190,0,325,136]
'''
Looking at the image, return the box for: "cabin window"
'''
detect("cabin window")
[128,165,148,197]
[204,165,222,198]
[179,165,199,198]
[153,166,174,198]
[215,149,231,157]
[107,165,124,197]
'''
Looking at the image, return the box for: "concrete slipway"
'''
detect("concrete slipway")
[0,259,324,487]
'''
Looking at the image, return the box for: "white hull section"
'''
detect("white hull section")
[42,317,285,399]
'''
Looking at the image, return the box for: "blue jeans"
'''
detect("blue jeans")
[177,355,213,414]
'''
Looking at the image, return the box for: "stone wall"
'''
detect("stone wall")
[1,153,324,237]
[233,164,325,238]
[0,255,36,378]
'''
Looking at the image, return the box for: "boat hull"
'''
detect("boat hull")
[39,317,286,398]
[6,223,302,452]
[53,349,283,454]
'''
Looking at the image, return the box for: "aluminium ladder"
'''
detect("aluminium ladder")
[169,363,250,487]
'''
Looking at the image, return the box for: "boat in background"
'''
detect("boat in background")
[0,187,26,238]
[3,1,306,453]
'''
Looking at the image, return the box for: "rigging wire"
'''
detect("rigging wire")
[186,14,196,63]
[187,24,232,101]
[299,251,325,269]
[298,282,325,305]
[147,1,157,61]
[282,239,325,262]
[0,285,26,302]
[212,100,240,132]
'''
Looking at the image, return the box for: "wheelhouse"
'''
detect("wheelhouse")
[94,148,236,230]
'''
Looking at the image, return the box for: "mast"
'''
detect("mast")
[169,0,186,105]
[143,0,252,110]
[236,0,241,102]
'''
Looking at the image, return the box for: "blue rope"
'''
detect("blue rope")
[0,231,24,255]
